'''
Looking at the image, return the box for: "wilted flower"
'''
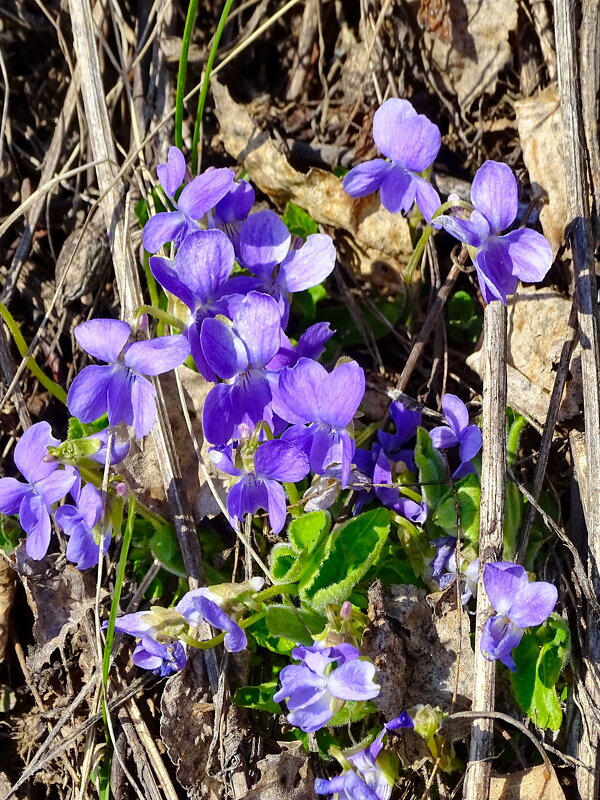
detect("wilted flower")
[435,161,553,303]
[343,98,441,220]
[481,562,558,671]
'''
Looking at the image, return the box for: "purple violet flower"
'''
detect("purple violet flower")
[210,178,255,258]
[430,538,478,603]
[54,482,111,570]
[481,562,558,671]
[353,444,427,522]
[377,400,421,471]
[272,357,365,488]
[435,161,553,303]
[110,611,187,676]
[201,292,284,444]
[429,394,482,478]
[67,319,191,438]
[149,229,237,380]
[142,146,234,253]
[343,98,441,220]
[236,209,336,323]
[267,322,335,370]
[210,439,310,534]
[0,422,77,560]
[273,643,380,732]
[87,428,130,466]
[315,730,395,800]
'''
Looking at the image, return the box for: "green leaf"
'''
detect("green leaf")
[234,681,281,714]
[289,511,330,552]
[512,615,570,731]
[264,604,325,646]
[248,614,296,654]
[300,508,391,612]
[327,700,378,727]
[283,202,318,237]
[395,516,432,579]
[68,415,109,440]
[0,515,22,555]
[503,479,521,560]
[269,511,331,583]
[414,428,449,511]
[431,474,480,545]
[150,528,186,577]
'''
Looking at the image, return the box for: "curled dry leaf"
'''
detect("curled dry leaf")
[0,558,16,662]
[515,85,567,256]
[468,287,582,426]
[238,742,315,800]
[211,80,413,279]
[414,0,518,110]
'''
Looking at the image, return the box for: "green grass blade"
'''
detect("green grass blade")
[175,0,200,150]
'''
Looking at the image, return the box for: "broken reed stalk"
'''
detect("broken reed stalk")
[463,300,507,800]
[555,1,600,796]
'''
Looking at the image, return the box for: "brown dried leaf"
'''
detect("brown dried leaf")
[160,651,223,800]
[239,742,315,800]
[489,766,566,800]
[120,365,227,521]
[418,0,518,110]
[211,81,412,277]
[0,558,16,662]
[467,287,582,425]
[515,86,567,256]
[14,550,100,672]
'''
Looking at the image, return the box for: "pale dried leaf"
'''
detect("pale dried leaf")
[120,365,227,521]
[239,742,315,800]
[418,0,518,110]
[212,81,412,277]
[515,86,567,256]
[489,766,566,800]
[468,287,582,425]
[0,558,16,661]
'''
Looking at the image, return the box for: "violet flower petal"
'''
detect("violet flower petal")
[74,319,131,363]
[254,439,310,482]
[14,421,59,483]
[19,493,51,559]
[194,594,247,652]
[0,478,30,514]
[149,255,197,311]
[481,614,523,671]
[240,209,291,275]
[67,365,114,423]
[157,146,186,197]
[471,161,518,233]
[441,393,469,433]
[327,659,379,701]
[372,98,417,160]
[429,425,459,449]
[499,228,553,283]
[263,479,288,534]
[201,318,249,379]
[392,114,442,172]
[343,159,391,198]
[142,211,189,253]
[234,292,282,368]
[106,369,135,429]
[203,383,236,445]
[459,425,483,463]
[279,234,336,293]
[414,177,441,222]
[436,210,491,248]
[34,467,77,506]
[379,167,415,214]
[130,376,158,438]
[124,334,190,376]
[177,167,234,219]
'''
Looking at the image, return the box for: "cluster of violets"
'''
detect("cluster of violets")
[0,97,560,799]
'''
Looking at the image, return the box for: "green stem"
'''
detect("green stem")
[253,582,298,604]
[133,304,185,331]
[175,0,200,150]
[404,199,473,283]
[191,0,236,173]
[0,302,67,404]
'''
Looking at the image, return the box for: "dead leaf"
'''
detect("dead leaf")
[160,651,223,800]
[14,549,100,672]
[467,287,582,426]
[211,80,413,279]
[489,766,566,800]
[0,558,16,661]
[417,0,518,110]
[515,85,567,255]
[239,742,315,800]
[120,365,227,521]
[362,583,474,717]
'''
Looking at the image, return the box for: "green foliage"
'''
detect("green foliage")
[269,511,331,584]
[317,298,403,350]
[234,681,281,714]
[414,427,448,511]
[67,415,109,439]
[512,614,570,731]
[264,604,325,647]
[150,527,187,578]
[0,515,22,555]
[447,290,482,342]
[299,508,391,612]
[292,284,329,321]
[432,474,480,546]
[283,202,319,237]
[395,516,432,579]
[327,700,378,727]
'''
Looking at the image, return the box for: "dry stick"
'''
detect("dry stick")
[395,259,462,394]
[555,2,600,797]
[67,0,219,698]
[463,300,507,800]
[516,302,578,562]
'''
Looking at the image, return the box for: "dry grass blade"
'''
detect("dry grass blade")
[464,301,507,800]
[555,1,600,796]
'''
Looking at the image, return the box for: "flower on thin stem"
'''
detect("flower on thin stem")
[481,562,557,671]
[0,422,77,560]
[343,98,441,221]
[67,319,190,439]
[435,161,553,303]
[54,481,111,570]
[429,393,482,478]
[142,146,234,252]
